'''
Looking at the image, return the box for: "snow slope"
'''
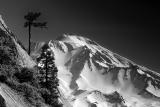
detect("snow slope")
[43,34,160,107]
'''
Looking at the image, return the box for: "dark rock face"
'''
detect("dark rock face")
[0,95,6,107]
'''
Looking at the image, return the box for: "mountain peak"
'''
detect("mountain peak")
[57,34,99,47]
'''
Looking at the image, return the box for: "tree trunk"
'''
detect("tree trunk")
[28,23,31,55]
[45,57,48,88]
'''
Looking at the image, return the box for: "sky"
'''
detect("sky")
[0,0,160,71]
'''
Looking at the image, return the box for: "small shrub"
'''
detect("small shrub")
[0,75,7,83]
[14,67,34,83]
[0,64,20,78]
[4,78,20,91]
[14,67,40,88]
[17,83,43,106]
[5,78,44,107]
[0,39,17,65]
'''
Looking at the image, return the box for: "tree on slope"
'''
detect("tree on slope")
[24,12,47,55]
[37,44,61,106]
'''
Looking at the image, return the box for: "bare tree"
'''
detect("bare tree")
[24,12,47,55]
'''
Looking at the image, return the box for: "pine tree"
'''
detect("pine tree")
[24,12,47,55]
[37,44,61,106]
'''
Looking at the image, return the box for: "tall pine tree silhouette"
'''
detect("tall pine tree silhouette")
[24,12,47,55]
[37,44,61,106]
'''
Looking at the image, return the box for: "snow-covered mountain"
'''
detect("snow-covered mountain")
[34,35,160,107]
[1,14,160,107]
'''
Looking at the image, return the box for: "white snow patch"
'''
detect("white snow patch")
[137,69,145,75]
[62,35,97,53]
[89,53,93,57]
[95,61,109,68]
[147,74,152,78]
[146,81,160,97]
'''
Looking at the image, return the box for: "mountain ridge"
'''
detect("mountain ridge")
[44,34,160,107]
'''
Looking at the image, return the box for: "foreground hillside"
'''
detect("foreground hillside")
[0,15,55,107]
[0,15,35,107]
